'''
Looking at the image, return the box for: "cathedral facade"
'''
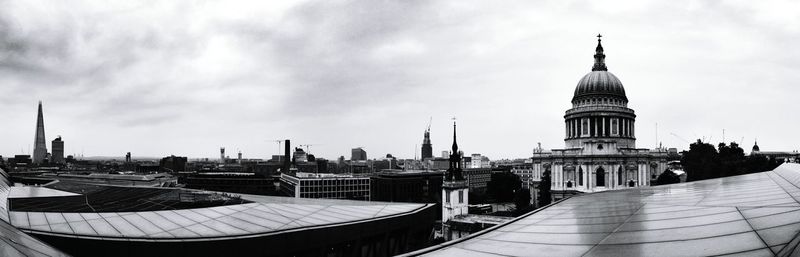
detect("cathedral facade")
[531,35,668,199]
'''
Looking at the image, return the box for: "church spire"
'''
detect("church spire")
[592,34,608,71]
[446,118,464,181]
[451,120,458,153]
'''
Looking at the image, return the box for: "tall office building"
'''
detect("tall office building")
[51,136,64,164]
[351,147,367,161]
[33,101,48,164]
[421,127,433,159]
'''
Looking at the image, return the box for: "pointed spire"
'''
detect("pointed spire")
[451,120,458,153]
[33,100,48,164]
[446,118,464,181]
[592,34,608,71]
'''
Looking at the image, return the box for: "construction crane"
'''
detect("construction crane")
[299,144,319,153]
[426,116,432,132]
[670,132,690,144]
[272,140,284,155]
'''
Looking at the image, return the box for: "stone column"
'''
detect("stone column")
[610,165,615,189]
[555,165,562,190]
[602,117,606,136]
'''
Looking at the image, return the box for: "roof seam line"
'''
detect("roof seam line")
[767,170,800,205]
[736,207,776,255]
[578,203,647,257]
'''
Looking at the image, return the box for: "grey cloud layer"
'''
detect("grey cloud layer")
[0,0,798,159]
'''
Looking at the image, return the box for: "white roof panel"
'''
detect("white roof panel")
[411,163,800,257]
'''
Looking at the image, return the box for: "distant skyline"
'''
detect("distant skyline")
[1,1,799,160]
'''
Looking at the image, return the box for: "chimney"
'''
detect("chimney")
[284,139,291,174]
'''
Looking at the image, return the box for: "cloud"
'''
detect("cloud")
[0,0,798,159]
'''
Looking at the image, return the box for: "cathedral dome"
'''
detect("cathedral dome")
[573,71,627,102]
[571,34,628,103]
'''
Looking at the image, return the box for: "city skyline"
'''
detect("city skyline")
[2,1,799,160]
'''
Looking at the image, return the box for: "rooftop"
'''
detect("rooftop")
[3,175,431,241]
[411,163,800,257]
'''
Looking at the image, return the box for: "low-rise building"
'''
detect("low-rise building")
[280,172,370,200]
[371,169,443,204]
[463,168,495,193]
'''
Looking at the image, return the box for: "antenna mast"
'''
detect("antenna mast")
[655,122,658,149]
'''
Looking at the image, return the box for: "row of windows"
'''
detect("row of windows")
[299,185,369,192]
[561,167,637,187]
[299,179,370,186]
[298,191,370,199]
[566,117,634,138]
[574,97,625,107]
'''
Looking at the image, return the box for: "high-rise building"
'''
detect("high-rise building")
[51,136,64,164]
[351,147,367,161]
[33,101,48,164]
[219,147,225,163]
[421,127,433,160]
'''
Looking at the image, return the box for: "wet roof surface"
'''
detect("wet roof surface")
[7,186,430,240]
[0,168,430,256]
[8,187,79,199]
[0,168,70,256]
[415,163,800,257]
[9,185,249,212]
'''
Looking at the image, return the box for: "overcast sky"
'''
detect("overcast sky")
[1,0,798,160]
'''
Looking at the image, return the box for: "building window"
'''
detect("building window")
[611,118,619,136]
[446,192,450,203]
[581,118,589,136]
[458,191,464,204]
[596,167,606,187]
[578,167,584,186]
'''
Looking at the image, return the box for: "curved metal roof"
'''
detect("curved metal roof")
[0,168,70,257]
[9,200,430,240]
[410,163,800,257]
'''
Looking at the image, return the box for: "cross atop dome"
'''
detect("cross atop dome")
[592,33,608,71]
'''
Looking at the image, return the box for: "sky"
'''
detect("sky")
[1,0,799,160]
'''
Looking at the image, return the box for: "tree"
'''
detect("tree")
[537,170,552,207]
[514,188,532,213]
[682,140,719,181]
[487,172,522,202]
[683,140,781,182]
[717,142,747,177]
[655,168,680,185]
